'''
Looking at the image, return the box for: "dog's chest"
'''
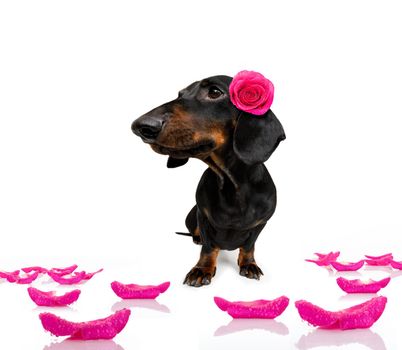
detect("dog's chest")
[196,171,275,231]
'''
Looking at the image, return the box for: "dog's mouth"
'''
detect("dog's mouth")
[150,140,216,158]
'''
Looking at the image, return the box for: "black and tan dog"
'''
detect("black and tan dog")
[131,75,285,287]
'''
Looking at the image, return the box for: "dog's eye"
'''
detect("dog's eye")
[208,86,223,99]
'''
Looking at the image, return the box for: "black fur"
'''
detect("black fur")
[132,75,285,286]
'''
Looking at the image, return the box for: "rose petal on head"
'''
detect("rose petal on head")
[39,309,131,340]
[330,260,364,271]
[336,277,391,293]
[238,85,264,105]
[305,251,340,266]
[236,70,268,85]
[28,287,81,306]
[111,281,170,299]
[238,86,263,105]
[295,296,387,330]
[229,70,274,115]
[213,296,289,319]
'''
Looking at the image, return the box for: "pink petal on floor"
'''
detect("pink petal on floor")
[111,281,170,299]
[28,287,81,306]
[295,300,340,328]
[214,296,232,311]
[16,271,40,284]
[48,271,86,285]
[82,269,103,280]
[338,297,387,329]
[330,260,364,271]
[73,309,131,340]
[39,312,78,336]
[336,277,391,293]
[364,257,393,266]
[365,253,393,260]
[390,260,402,270]
[1,270,20,276]
[305,252,340,266]
[39,309,131,340]
[314,253,328,258]
[295,296,387,330]
[49,264,78,276]
[21,266,48,274]
[213,296,289,319]
[0,270,20,283]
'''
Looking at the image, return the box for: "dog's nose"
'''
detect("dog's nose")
[131,115,165,141]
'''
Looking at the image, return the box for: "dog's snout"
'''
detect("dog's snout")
[131,115,165,141]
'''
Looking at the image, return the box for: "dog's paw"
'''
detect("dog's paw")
[239,263,263,280]
[183,266,216,287]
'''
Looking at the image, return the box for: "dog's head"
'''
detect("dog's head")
[131,75,285,167]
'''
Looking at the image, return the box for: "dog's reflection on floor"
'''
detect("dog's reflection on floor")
[214,319,289,336]
[111,299,170,313]
[43,340,124,350]
[296,328,386,350]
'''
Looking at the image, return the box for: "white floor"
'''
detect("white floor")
[1,1,402,349]
[1,243,401,350]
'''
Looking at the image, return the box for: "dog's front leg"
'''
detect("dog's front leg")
[183,246,220,287]
[238,245,264,280]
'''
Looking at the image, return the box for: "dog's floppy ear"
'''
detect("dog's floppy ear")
[233,109,285,165]
[167,156,189,168]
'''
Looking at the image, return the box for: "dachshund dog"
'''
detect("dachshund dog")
[131,75,285,287]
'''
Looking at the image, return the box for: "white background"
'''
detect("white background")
[1,0,402,349]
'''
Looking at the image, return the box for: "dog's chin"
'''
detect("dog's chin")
[150,140,216,159]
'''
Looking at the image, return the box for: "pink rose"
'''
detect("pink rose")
[229,70,274,115]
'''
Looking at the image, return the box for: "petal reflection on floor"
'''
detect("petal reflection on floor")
[214,319,289,337]
[111,299,170,313]
[33,306,77,313]
[296,329,386,350]
[43,340,124,350]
